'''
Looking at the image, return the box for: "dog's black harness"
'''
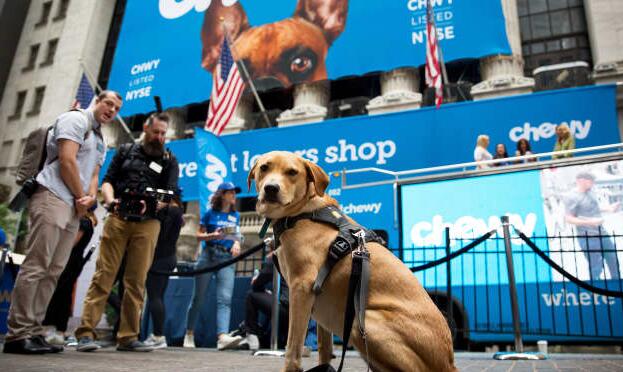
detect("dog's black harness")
[266,205,384,372]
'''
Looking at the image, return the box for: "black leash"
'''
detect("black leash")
[149,241,266,277]
[337,231,371,372]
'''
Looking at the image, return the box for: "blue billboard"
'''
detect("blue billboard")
[109,0,510,116]
[101,85,620,248]
[164,85,619,201]
[399,159,623,342]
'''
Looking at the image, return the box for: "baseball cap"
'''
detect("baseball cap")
[576,171,595,181]
[217,181,241,193]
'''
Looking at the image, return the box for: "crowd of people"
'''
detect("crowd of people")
[473,123,576,169]
[2,91,279,355]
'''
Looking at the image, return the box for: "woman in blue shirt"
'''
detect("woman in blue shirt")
[184,182,242,350]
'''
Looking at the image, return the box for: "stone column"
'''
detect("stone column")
[101,118,127,148]
[164,107,187,141]
[584,0,623,138]
[277,81,329,127]
[176,212,200,262]
[223,91,253,134]
[471,0,534,100]
[367,67,422,115]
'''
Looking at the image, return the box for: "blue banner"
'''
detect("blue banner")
[195,129,235,215]
[108,0,510,116]
[102,85,620,247]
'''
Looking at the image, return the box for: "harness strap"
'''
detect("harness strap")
[355,254,370,338]
[313,229,380,294]
[337,250,369,372]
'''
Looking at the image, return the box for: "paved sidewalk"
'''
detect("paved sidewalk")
[1,347,623,371]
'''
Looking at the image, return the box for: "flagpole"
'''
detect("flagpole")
[428,1,450,97]
[220,19,272,128]
[79,60,136,142]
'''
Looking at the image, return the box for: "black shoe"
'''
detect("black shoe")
[3,337,51,354]
[32,335,63,353]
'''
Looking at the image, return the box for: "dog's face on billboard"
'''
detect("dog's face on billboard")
[201,0,348,89]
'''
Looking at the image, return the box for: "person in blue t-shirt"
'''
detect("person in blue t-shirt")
[184,182,243,350]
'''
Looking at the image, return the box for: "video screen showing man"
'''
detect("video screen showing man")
[564,171,621,281]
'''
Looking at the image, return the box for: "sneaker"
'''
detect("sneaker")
[31,335,63,353]
[116,340,154,352]
[65,336,78,347]
[237,334,260,351]
[45,331,65,346]
[183,333,195,348]
[217,334,243,351]
[145,334,167,350]
[76,336,100,352]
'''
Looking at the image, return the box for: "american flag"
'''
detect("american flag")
[72,73,96,109]
[425,0,443,109]
[205,37,245,136]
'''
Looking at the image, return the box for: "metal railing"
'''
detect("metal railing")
[401,218,623,350]
[340,142,623,190]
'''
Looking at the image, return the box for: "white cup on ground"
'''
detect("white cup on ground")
[537,340,548,354]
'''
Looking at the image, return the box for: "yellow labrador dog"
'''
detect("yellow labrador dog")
[248,151,456,372]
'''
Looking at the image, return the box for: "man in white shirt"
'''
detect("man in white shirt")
[3,91,122,355]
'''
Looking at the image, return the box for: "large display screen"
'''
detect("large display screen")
[401,159,623,283]
[108,0,511,116]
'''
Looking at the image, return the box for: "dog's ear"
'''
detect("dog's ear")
[201,1,251,72]
[247,159,259,191]
[294,0,348,45]
[304,160,329,197]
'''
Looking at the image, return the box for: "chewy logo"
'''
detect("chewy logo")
[509,120,591,142]
[409,213,537,247]
[159,0,238,19]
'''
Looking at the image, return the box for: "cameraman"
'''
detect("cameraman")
[75,113,179,352]
[3,90,121,355]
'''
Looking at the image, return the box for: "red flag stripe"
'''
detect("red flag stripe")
[208,69,243,133]
[205,37,246,135]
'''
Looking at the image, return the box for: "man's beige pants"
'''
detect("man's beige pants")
[6,188,79,341]
[75,215,160,344]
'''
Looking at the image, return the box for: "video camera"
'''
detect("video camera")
[117,187,174,221]
[8,177,40,212]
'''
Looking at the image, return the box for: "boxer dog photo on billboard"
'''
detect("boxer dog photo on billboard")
[200,0,348,89]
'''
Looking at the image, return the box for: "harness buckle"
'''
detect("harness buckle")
[352,229,367,256]
[330,236,351,260]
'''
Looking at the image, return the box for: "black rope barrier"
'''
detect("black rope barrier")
[514,227,623,298]
[410,229,497,272]
[149,241,267,277]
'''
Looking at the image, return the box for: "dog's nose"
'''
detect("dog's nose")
[264,183,280,197]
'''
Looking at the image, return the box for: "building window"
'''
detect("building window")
[34,1,53,27]
[22,44,40,72]
[518,0,592,76]
[40,39,59,67]
[8,91,27,121]
[27,86,46,116]
[0,141,14,168]
[54,0,70,21]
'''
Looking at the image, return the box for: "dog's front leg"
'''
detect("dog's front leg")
[282,282,315,372]
[316,325,333,365]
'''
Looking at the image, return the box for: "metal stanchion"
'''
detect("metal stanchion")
[254,238,285,357]
[445,227,453,324]
[493,216,545,360]
[269,269,282,349]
